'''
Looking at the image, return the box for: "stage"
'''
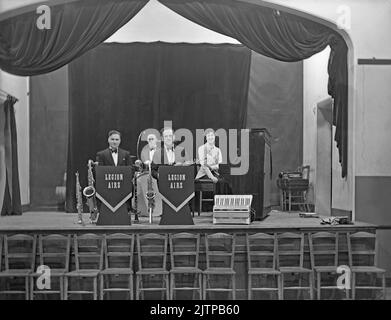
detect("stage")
[0,210,376,234]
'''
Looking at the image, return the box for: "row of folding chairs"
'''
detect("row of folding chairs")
[0,231,386,300]
[247,231,386,300]
[0,232,234,300]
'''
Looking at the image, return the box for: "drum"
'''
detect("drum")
[133,171,162,217]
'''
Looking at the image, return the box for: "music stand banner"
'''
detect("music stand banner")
[95,166,133,225]
[158,166,194,225]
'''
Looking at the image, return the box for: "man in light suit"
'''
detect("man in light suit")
[96,130,132,166]
[152,127,190,165]
[140,133,159,165]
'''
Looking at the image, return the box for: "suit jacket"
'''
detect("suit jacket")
[96,148,132,166]
[140,146,157,164]
[151,145,189,179]
[151,145,189,165]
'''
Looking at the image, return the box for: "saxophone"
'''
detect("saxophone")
[75,171,84,225]
[83,159,99,224]
[145,162,155,224]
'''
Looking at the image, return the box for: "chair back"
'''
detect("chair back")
[277,232,306,268]
[309,232,338,268]
[73,233,103,271]
[347,231,377,267]
[205,233,235,270]
[137,233,168,271]
[39,234,71,271]
[247,233,277,270]
[4,234,36,271]
[104,233,135,269]
[169,233,200,269]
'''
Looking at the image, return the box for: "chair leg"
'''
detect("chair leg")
[317,272,321,300]
[281,273,284,300]
[382,273,386,300]
[129,275,133,300]
[232,275,236,300]
[93,277,98,300]
[277,274,282,300]
[309,272,314,300]
[99,274,104,300]
[136,275,140,300]
[166,275,170,300]
[199,274,203,300]
[25,276,29,300]
[170,274,174,300]
[352,272,356,300]
[64,277,68,300]
[203,275,207,300]
[248,274,251,300]
[29,276,34,301]
[60,277,64,300]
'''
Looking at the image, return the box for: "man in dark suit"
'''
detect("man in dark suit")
[96,130,132,166]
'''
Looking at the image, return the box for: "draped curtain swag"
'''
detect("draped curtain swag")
[0,0,149,76]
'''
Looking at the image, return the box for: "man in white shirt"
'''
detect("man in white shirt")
[195,128,222,183]
[152,127,190,166]
[140,133,159,165]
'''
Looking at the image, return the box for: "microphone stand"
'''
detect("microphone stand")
[133,131,144,223]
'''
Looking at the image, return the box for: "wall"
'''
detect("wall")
[29,66,69,210]
[0,71,30,206]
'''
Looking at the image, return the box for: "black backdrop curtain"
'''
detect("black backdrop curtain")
[159,0,349,178]
[0,0,148,76]
[0,96,22,216]
[65,42,251,212]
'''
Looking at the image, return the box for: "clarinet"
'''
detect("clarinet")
[133,160,143,223]
[75,172,85,226]
[146,162,156,224]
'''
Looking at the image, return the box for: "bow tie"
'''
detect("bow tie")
[110,148,118,154]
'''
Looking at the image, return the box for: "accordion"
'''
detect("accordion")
[213,195,253,225]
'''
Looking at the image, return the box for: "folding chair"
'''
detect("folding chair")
[169,233,202,299]
[348,232,386,300]
[100,233,135,300]
[64,233,103,300]
[203,233,236,300]
[277,232,313,300]
[136,233,169,300]
[247,233,281,300]
[30,234,71,300]
[0,234,36,300]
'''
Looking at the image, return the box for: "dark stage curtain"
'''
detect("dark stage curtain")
[0,96,22,216]
[0,0,148,76]
[159,0,349,178]
[65,42,251,212]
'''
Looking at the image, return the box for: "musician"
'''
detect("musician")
[95,130,132,216]
[140,133,159,164]
[152,127,190,166]
[96,130,132,166]
[196,128,232,195]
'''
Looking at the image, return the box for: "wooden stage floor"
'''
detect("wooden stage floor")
[0,210,376,233]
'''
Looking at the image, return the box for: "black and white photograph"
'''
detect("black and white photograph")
[0,0,390,309]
